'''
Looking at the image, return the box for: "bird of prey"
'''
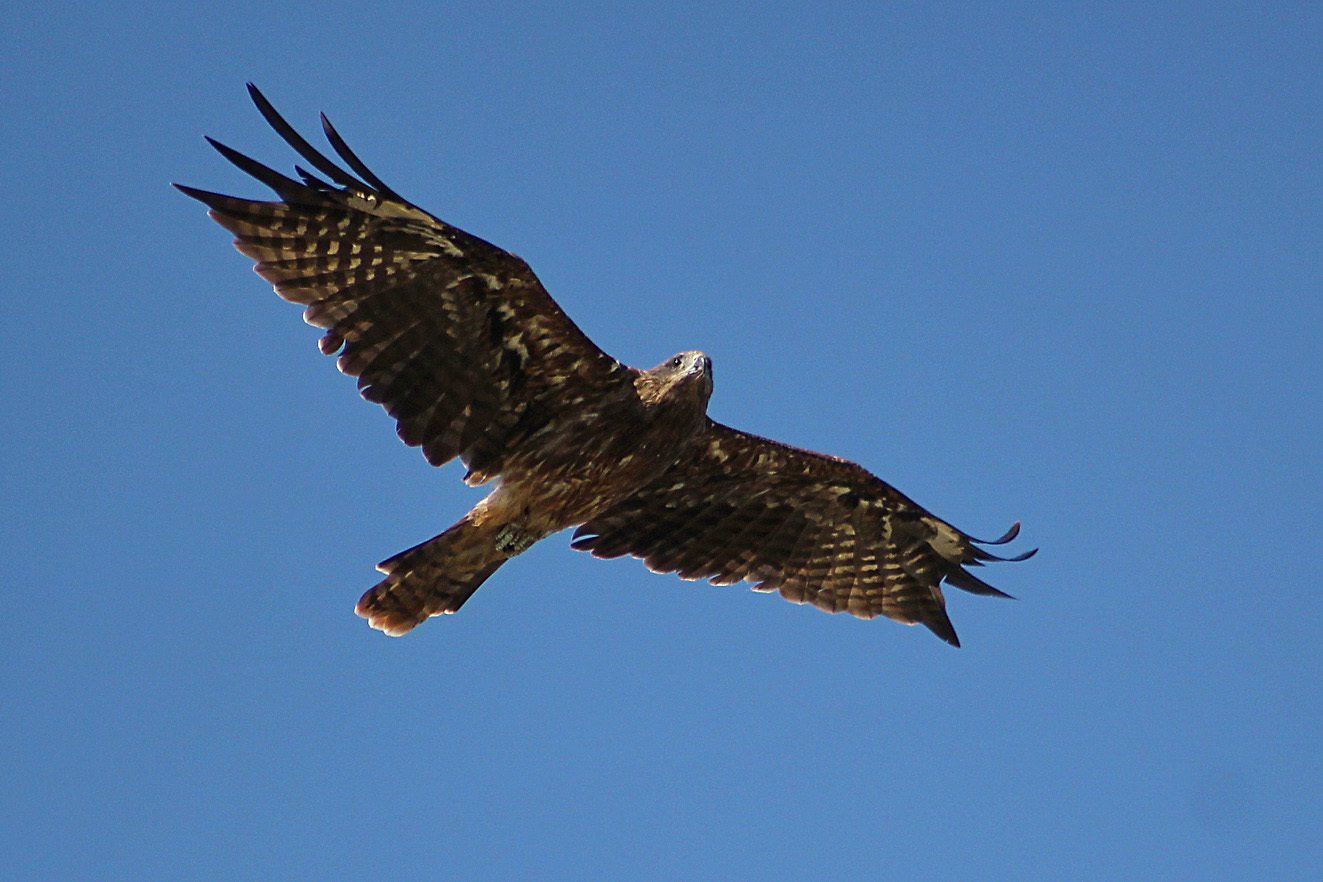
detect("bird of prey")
[177,85,1033,647]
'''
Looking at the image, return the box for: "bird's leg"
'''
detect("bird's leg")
[493,523,540,557]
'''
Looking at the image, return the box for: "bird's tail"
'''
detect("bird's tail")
[355,514,507,636]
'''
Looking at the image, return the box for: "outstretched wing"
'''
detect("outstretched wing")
[176,84,630,482]
[572,421,1033,646]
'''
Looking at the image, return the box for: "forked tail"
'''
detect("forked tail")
[355,515,507,636]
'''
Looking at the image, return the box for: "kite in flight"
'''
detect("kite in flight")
[177,85,1033,647]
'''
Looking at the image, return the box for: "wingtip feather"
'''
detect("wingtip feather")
[924,614,961,648]
[319,110,404,201]
[975,521,1021,545]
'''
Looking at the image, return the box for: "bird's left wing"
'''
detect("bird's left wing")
[176,85,630,483]
[571,421,1032,646]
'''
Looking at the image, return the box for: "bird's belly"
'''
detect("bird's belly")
[487,423,693,535]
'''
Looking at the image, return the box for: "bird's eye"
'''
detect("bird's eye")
[671,356,683,368]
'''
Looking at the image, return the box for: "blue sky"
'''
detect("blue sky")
[2,2,1319,878]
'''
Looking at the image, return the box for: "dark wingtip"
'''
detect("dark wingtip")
[319,110,404,201]
[979,521,1021,545]
[172,182,230,210]
[945,566,1016,599]
[241,84,370,193]
[925,610,961,647]
[246,83,278,118]
[966,521,1035,562]
[203,135,254,168]
[202,135,314,202]
[971,545,1038,564]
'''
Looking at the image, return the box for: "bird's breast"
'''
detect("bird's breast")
[493,398,706,533]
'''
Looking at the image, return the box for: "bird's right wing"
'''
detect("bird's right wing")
[176,85,630,483]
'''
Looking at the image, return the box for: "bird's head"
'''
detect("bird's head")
[638,350,714,408]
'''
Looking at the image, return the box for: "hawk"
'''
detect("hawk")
[178,85,1033,647]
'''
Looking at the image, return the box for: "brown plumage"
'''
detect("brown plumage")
[177,85,1033,646]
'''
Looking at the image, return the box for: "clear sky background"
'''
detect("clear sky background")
[2,2,1319,879]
